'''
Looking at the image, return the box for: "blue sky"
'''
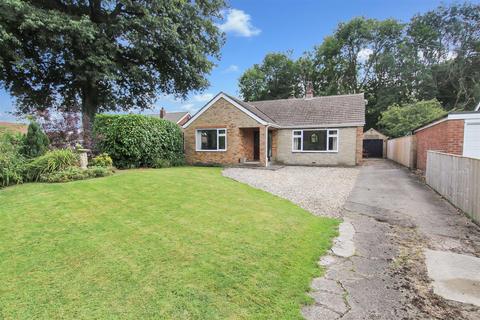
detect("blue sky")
[0,0,462,122]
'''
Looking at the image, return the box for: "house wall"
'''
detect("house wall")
[274,127,359,166]
[270,129,278,160]
[356,127,364,164]
[240,128,255,161]
[415,119,464,171]
[183,97,266,166]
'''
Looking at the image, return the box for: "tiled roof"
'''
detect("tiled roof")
[224,93,366,127]
[151,111,189,123]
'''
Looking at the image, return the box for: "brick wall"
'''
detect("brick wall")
[356,127,363,164]
[415,119,464,171]
[183,97,266,166]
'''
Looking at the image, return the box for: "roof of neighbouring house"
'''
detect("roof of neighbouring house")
[151,111,190,124]
[226,93,365,127]
[0,121,28,134]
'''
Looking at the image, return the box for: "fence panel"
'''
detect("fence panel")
[387,136,417,169]
[426,151,480,224]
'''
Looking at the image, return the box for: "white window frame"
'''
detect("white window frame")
[291,129,339,153]
[195,128,227,152]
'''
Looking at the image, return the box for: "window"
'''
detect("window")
[196,129,226,151]
[292,129,338,152]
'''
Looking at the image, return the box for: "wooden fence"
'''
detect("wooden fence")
[387,135,417,169]
[426,151,480,225]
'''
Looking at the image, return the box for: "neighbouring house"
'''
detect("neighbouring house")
[182,89,365,167]
[363,128,388,158]
[414,110,480,171]
[153,108,191,126]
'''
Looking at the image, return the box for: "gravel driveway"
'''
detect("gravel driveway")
[223,166,359,218]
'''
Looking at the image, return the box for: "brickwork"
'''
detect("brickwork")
[183,98,266,166]
[270,129,278,160]
[356,126,363,164]
[415,119,464,171]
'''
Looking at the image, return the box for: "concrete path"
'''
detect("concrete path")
[305,159,480,319]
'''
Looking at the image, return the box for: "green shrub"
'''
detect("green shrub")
[90,153,113,168]
[87,166,114,178]
[39,166,113,183]
[170,156,185,167]
[26,149,78,181]
[0,133,26,187]
[93,114,183,168]
[21,121,49,158]
[153,158,171,168]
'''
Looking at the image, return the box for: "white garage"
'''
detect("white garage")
[463,119,480,159]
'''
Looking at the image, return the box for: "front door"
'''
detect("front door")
[253,130,260,160]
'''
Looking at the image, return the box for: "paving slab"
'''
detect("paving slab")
[425,249,480,306]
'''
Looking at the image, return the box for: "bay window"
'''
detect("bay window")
[196,129,226,151]
[292,129,338,152]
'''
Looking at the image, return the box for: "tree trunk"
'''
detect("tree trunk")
[81,86,97,149]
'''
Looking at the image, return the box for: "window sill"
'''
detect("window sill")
[292,150,338,153]
[195,149,227,152]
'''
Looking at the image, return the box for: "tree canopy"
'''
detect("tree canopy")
[0,0,226,145]
[378,100,447,138]
[238,3,480,129]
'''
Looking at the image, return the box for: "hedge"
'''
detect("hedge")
[93,114,184,168]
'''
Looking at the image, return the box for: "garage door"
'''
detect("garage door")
[463,120,480,159]
[363,139,383,158]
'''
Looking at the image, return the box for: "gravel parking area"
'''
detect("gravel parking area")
[223,166,359,218]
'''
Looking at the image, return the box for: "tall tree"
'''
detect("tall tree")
[407,3,480,110]
[239,52,297,101]
[0,0,225,146]
[237,2,480,129]
[378,99,446,137]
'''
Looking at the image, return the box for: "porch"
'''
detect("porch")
[239,127,277,167]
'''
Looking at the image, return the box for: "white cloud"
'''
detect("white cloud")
[224,64,240,73]
[193,93,214,103]
[357,48,373,63]
[181,103,199,113]
[218,9,261,37]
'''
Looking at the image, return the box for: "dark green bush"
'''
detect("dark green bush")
[0,133,26,187]
[93,114,184,168]
[26,149,78,181]
[39,166,113,183]
[21,121,49,158]
[90,153,113,168]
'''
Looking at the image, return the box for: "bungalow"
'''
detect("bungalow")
[182,89,366,167]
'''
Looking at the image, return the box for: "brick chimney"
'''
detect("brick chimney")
[160,107,166,118]
[305,81,314,99]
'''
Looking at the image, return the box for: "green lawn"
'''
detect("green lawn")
[0,167,338,319]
